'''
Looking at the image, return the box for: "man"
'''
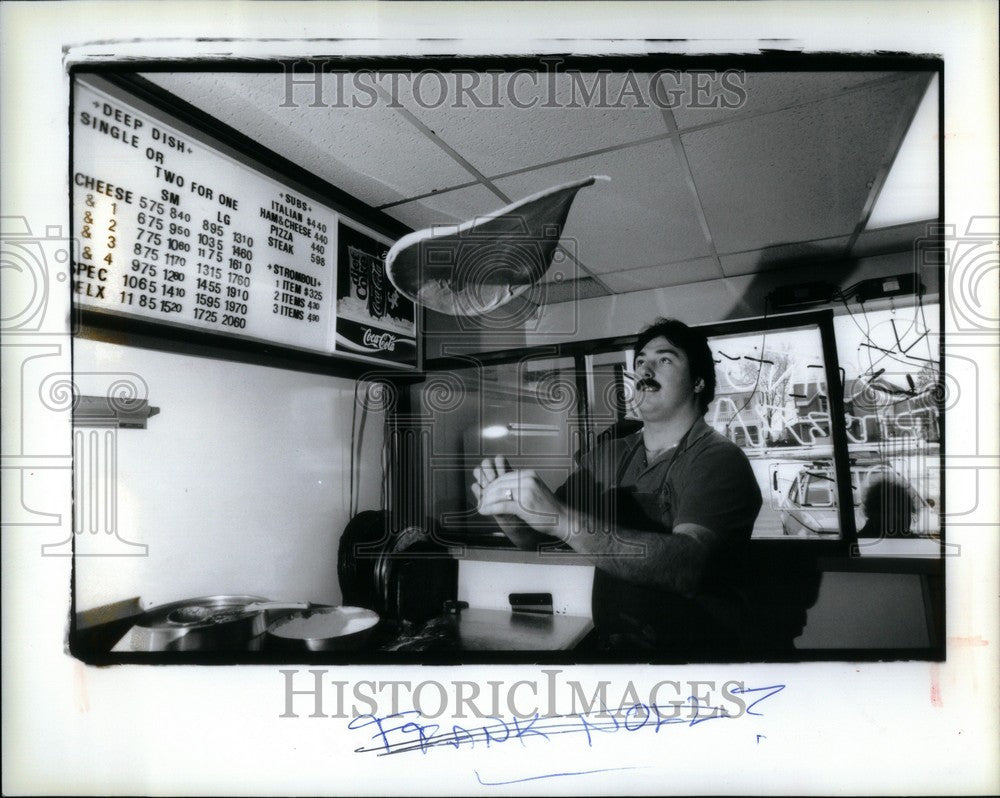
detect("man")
[472,318,762,656]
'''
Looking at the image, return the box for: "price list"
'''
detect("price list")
[72,78,338,356]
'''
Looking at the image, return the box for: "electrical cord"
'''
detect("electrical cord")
[349,379,373,519]
[354,391,369,519]
[349,381,358,519]
[380,413,389,513]
[724,297,769,440]
[835,290,939,414]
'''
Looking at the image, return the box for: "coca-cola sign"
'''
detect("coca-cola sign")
[336,220,416,368]
[347,245,389,321]
[362,327,398,352]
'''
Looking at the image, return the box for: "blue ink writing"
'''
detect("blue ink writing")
[346,684,786,758]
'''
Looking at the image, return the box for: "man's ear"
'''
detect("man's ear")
[693,378,705,394]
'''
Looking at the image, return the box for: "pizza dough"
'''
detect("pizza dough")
[269,607,378,640]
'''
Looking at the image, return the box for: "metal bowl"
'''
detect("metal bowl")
[131,595,271,652]
[266,606,380,652]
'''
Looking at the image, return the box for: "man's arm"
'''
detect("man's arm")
[564,514,721,597]
[477,469,721,596]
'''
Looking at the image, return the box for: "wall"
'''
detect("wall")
[72,339,384,612]
[458,559,594,617]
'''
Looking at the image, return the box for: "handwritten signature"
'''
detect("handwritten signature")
[347,683,785,757]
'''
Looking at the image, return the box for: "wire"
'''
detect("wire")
[839,281,922,347]
[846,292,937,461]
[380,413,388,513]
[355,392,369,519]
[835,290,926,372]
[835,291,941,424]
[724,298,769,439]
[916,290,937,364]
[835,290,874,346]
[349,381,360,519]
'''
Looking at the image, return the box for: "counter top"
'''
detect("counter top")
[448,608,593,651]
[448,544,594,565]
[102,607,593,655]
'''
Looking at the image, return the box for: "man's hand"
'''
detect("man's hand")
[470,458,714,594]
[475,467,569,540]
[471,455,513,520]
[471,456,569,547]
[471,455,529,547]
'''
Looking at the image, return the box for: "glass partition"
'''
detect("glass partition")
[419,355,580,544]
[420,311,856,546]
[703,323,844,539]
[834,302,941,543]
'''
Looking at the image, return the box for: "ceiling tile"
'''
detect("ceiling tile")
[136,68,928,299]
[851,221,929,259]
[719,236,852,277]
[866,74,939,228]
[539,249,589,285]
[683,76,924,255]
[493,140,712,274]
[381,183,503,231]
[667,70,901,129]
[391,72,669,176]
[539,277,612,304]
[600,257,721,292]
[141,72,478,207]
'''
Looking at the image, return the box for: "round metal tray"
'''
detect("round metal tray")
[131,594,270,652]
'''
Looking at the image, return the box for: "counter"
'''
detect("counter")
[441,608,592,651]
[90,602,592,656]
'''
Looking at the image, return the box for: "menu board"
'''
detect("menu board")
[71,76,416,368]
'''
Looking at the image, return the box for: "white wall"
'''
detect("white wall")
[457,560,594,617]
[72,339,384,612]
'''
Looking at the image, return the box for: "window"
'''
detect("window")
[420,355,580,545]
[804,475,836,507]
[700,319,847,539]
[418,311,854,546]
[834,301,941,541]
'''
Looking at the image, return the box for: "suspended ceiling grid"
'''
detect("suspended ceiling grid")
[142,68,937,303]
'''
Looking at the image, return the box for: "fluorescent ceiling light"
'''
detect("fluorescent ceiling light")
[865,75,939,230]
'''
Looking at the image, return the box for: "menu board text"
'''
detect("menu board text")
[72,77,416,366]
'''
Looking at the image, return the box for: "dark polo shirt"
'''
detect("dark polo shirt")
[558,417,762,656]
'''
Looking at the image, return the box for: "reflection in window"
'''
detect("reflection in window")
[417,305,941,548]
[582,350,635,448]
[587,323,845,540]
[834,302,940,540]
[698,324,844,539]
[804,475,835,507]
[420,356,580,544]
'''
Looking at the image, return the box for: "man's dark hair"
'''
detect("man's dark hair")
[635,318,716,413]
